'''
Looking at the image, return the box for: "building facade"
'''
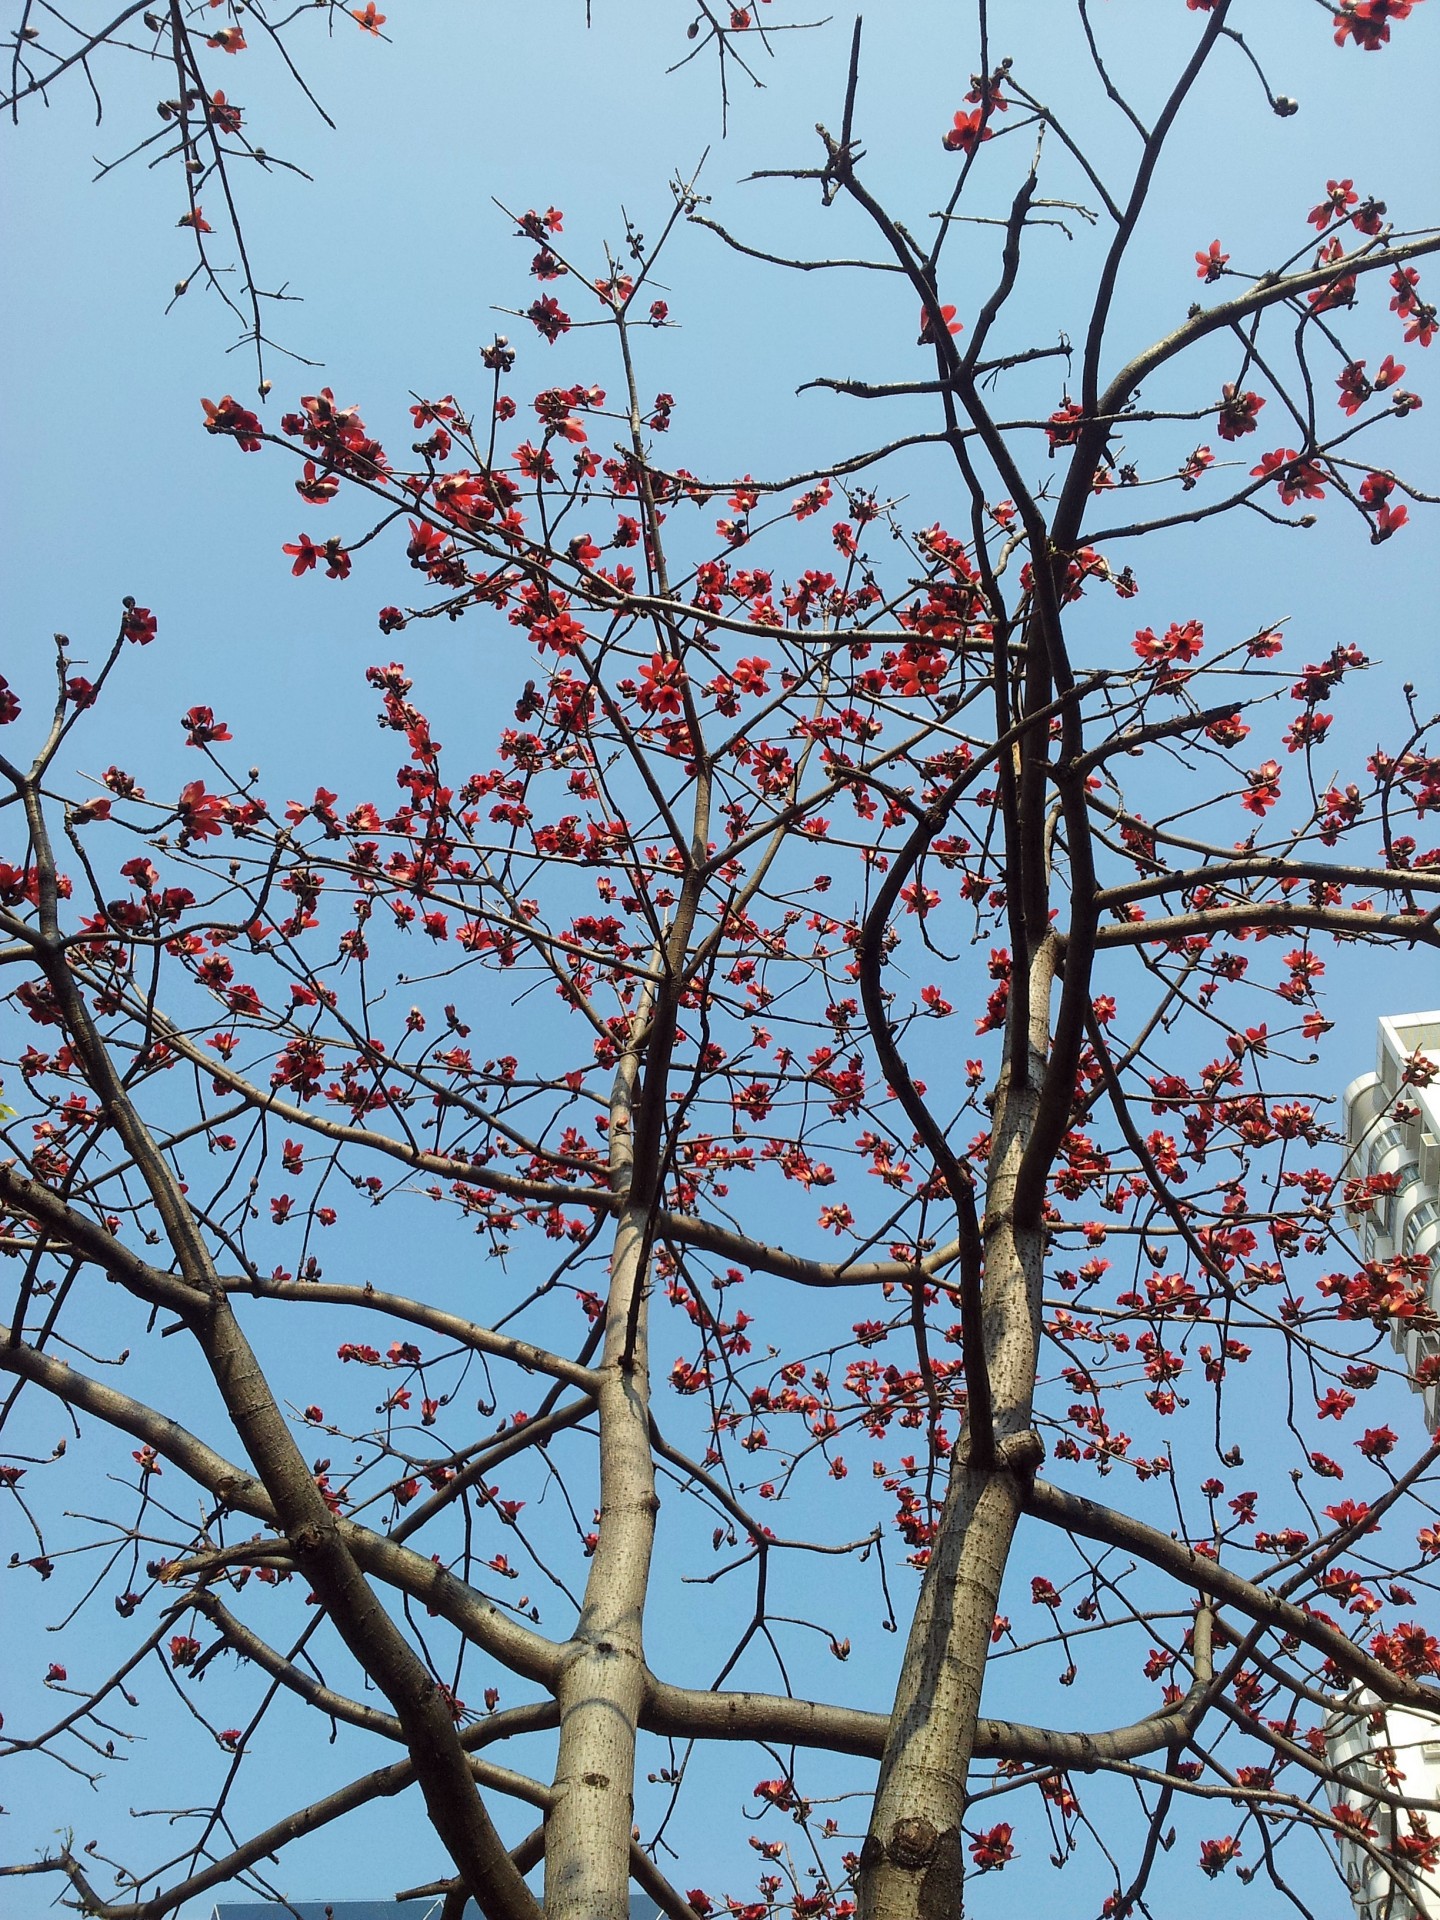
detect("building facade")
[1343,1010,1440,1431]
[1338,1014,1440,1918]
[1328,1698,1440,1920]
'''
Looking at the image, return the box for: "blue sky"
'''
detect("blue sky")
[2,4,1439,1916]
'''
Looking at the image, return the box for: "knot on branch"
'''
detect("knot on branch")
[861,1820,963,1916]
[996,1429,1044,1479]
[867,1812,948,1873]
[815,122,857,205]
[882,1816,940,1870]
[288,1518,337,1555]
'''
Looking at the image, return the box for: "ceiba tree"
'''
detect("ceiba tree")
[3,4,1439,1918]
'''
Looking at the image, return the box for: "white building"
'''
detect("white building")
[1338,1015,1440,1918]
[1328,1698,1440,1919]
[1343,1010,1440,1431]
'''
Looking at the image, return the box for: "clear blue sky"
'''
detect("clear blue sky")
[2,5,1438,1915]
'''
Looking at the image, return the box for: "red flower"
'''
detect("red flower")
[1334,1,1421,53]
[1308,179,1357,229]
[1285,711,1332,754]
[1395,1827,1440,1872]
[1388,266,1435,344]
[514,442,558,483]
[1371,1621,1440,1676]
[1373,500,1409,541]
[1335,361,1373,414]
[516,207,564,240]
[201,395,263,451]
[284,533,320,576]
[593,271,634,308]
[1206,712,1249,748]
[526,296,571,342]
[918,303,962,345]
[753,1777,796,1809]
[1244,637,1290,668]
[1375,353,1406,389]
[177,781,225,841]
[1280,456,1326,502]
[1391,265,1422,315]
[942,108,992,154]
[1199,1836,1241,1878]
[1307,235,1357,313]
[1241,761,1282,816]
[1250,448,1326,504]
[178,207,213,234]
[1179,445,1214,490]
[637,655,686,716]
[209,91,242,135]
[295,461,339,504]
[1216,385,1264,440]
[1047,399,1085,450]
[407,518,454,569]
[350,3,386,30]
[1133,620,1204,665]
[182,706,233,747]
[206,26,246,53]
[122,604,158,645]
[1323,1498,1372,1528]
[791,479,833,520]
[1195,239,1228,281]
[968,1823,1014,1872]
[1332,1803,1377,1839]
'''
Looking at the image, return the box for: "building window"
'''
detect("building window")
[1403,1199,1440,1256]
[1366,1122,1407,1176]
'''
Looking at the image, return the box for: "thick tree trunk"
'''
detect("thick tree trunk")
[859,951,1054,1919]
[859,1462,1028,1918]
[545,1047,659,1920]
